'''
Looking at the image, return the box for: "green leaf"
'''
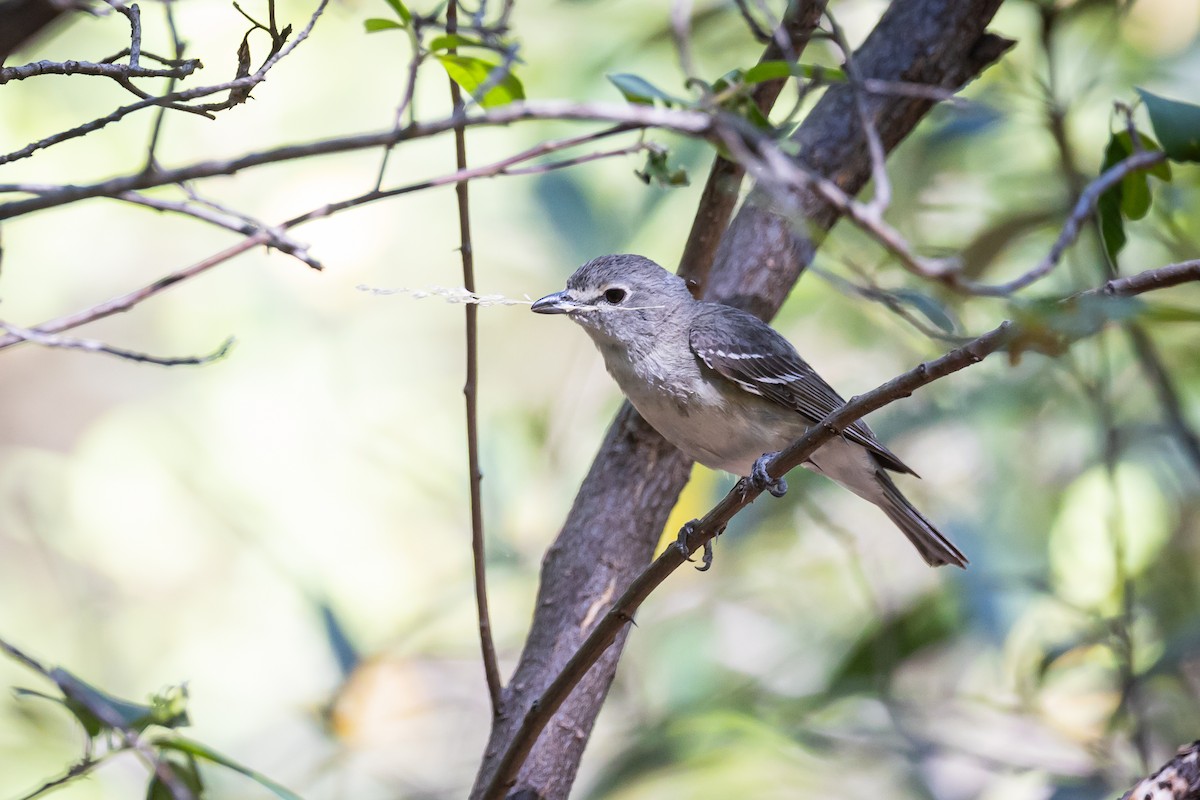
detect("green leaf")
[383,0,412,24]
[1097,183,1126,260]
[827,593,959,693]
[428,33,485,52]
[892,288,957,333]
[363,17,404,32]
[743,60,846,85]
[1096,129,1170,258]
[435,55,525,107]
[47,669,190,738]
[606,73,683,107]
[158,737,304,800]
[1137,87,1200,162]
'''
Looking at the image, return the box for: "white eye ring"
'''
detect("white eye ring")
[603,287,627,304]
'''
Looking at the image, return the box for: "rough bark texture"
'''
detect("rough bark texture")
[471,1,1012,797]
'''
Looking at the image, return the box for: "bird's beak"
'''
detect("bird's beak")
[530,290,578,315]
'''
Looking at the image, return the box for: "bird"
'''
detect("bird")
[530,253,967,569]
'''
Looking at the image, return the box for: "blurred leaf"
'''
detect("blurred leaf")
[1101,130,1169,224]
[319,601,361,679]
[363,17,404,32]
[1037,628,1105,681]
[607,73,684,107]
[1097,180,1127,261]
[1136,88,1200,162]
[428,33,485,51]
[383,0,412,25]
[635,148,689,187]
[1139,302,1200,323]
[146,756,205,800]
[1008,294,1143,359]
[28,669,191,738]
[158,737,303,800]
[892,288,957,333]
[827,592,959,693]
[436,55,525,107]
[742,60,846,85]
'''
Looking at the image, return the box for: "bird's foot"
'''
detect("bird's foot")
[747,452,788,498]
[674,520,725,572]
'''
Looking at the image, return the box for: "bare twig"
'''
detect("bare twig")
[116,190,318,268]
[480,258,1200,799]
[0,100,714,216]
[0,320,234,366]
[0,58,199,83]
[825,8,890,213]
[0,232,269,351]
[0,132,643,356]
[0,0,328,164]
[446,0,503,718]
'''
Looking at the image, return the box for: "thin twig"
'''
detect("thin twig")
[479,259,1200,799]
[116,191,318,268]
[0,58,199,83]
[825,8,891,213]
[447,0,503,717]
[0,321,234,366]
[0,100,714,217]
[0,233,268,351]
[0,135,642,355]
[0,0,328,164]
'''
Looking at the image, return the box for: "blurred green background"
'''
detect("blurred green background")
[2,0,1199,797]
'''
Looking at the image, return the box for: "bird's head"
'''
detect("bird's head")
[531,254,693,348]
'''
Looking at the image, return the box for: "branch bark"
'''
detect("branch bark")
[470,1,1012,797]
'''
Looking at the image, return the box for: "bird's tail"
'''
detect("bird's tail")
[873,470,968,569]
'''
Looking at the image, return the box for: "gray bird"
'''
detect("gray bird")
[531,253,967,569]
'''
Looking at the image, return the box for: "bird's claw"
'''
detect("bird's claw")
[748,452,788,498]
[674,520,724,572]
[673,520,698,559]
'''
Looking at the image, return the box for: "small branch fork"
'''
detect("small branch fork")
[479,258,1200,799]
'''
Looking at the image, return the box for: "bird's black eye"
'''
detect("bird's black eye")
[603,287,627,304]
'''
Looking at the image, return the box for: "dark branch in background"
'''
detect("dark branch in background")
[445,0,503,717]
[479,260,1200,799]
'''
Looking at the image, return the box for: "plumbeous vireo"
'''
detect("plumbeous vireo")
[531,253,967,569]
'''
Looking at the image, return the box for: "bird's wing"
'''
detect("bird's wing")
[688,303,915,475]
